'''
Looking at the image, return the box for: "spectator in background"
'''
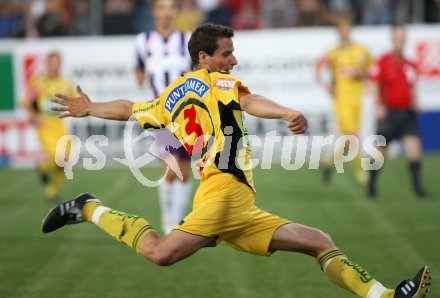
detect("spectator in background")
[69,0,91,36]
[134,0,154,33]
[324,0,358,25]
[175,0,205,32]
[367,25,428,198]
[0,1,25,38]
[195,0,219,14]
[232,0,262,30]
[206,0,233,27]
[263,0,296,28]
[425,0,440,22]
[391,0,412,24]
[103,0,135,35]
[26,0,46,37]
[294,0,328,27]
[36,0,67,37]
[359,0,392,25]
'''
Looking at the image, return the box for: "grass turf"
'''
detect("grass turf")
[0,155,439,298]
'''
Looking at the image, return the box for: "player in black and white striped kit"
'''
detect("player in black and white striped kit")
[134,0,193,234]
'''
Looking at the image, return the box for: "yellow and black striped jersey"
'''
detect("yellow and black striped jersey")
[132,69,255,191]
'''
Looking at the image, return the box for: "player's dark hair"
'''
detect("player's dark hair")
[188,23,234,67]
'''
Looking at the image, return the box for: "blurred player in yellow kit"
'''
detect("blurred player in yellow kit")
[316,16,372,184]
[22,51,75,204]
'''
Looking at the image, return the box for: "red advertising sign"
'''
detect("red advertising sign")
[416,40,440,77]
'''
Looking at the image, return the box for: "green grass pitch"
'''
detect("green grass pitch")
[1,155,439,298]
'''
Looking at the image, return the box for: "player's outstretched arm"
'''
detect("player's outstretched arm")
[239,93,308,134]
[51,85,135,121]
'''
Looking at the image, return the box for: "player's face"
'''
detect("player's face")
[47,54,61,76]
[337,22,351,41]
[153,0,177,28]
[392,27,406,53]
[206,37,238,73]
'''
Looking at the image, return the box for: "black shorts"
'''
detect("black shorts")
[377,109,420,142]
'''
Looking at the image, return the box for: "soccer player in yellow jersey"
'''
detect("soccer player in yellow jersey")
[316,17,372,185]
[42,24,429,298]
[22,51,75,204]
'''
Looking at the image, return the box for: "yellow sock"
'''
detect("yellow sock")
[317,247,394,298]
[45,168,65,199]
[334,143,346,164]
[83,202,155,252]
[37,161,51,175]
[354,155,362,173]
[83,202,102,222]
[380,289,394,298]
[354,155,369,186]
[52,167,65,193]
[45,185,57,199]
[322,143,345,172]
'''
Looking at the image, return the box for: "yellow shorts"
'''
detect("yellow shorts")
[37,117,70,161]
[176,173,291,256]
[334,99,361,134]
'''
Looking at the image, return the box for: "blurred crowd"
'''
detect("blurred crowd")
[1,0,440,38]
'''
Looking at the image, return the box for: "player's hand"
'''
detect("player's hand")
[412,101,422,114]
[51,85,91,118]
[284,110,308,134]
[325,84,335,97]
[135,69,146,87]
[29,114,43,127]
[318,81,334,97]
[340,66,365,80]
[376,104,387,121]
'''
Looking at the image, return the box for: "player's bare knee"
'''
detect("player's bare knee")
[316,229,335,251]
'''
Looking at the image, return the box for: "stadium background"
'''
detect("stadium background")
[1,1,440,297]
